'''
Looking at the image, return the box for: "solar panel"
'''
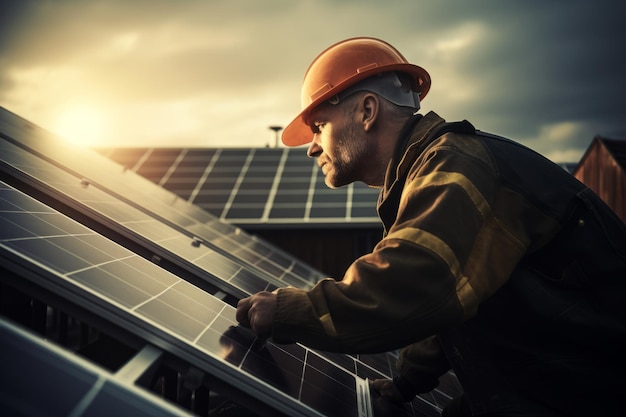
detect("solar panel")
[0,107,325,288]
[98,147,381,226]
[0,137,307,298]
[1,319,194,417]
[0,181,375,416]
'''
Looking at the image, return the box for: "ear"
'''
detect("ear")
[360,94,379,132]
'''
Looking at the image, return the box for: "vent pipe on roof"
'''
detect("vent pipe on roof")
[269,125,283,148]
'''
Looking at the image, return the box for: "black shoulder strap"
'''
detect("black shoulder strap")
[429,119,476,140]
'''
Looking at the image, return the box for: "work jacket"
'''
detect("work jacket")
[273,112,626,416]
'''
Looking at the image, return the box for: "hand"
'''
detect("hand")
[236,291,277,339]
[369,378,406,404]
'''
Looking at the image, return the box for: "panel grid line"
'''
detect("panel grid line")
[261,148,288,222]
[189,149,221,205]
[346,183,353,221]
[304,163,318,222]
[193,304,229,344]
[159,149,187,187]
[131,148,153,173]
[65,254,140,276]
[221,149,255,221]
[131,280,182,311]
[298,349,309,401]
[67,376,106,417]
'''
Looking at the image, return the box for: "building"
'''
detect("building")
[573,136,626,223]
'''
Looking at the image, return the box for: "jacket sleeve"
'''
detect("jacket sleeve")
[272,133,553,353]
[272,235,465,351]
[394,336,451,399]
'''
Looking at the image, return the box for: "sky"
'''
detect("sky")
[1,0,625,163]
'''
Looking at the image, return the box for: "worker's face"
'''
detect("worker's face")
[306,96,374,188]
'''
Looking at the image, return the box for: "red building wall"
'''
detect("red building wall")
[574,138,626,223]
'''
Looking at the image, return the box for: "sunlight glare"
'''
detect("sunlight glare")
[54,106,106,146]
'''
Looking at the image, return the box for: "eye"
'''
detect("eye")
[311,122,325,134]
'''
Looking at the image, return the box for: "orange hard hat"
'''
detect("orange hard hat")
[282,37,431,147]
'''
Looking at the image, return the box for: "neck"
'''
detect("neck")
[362,113,417,188]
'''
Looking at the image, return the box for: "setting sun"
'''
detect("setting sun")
[54,105,106,146]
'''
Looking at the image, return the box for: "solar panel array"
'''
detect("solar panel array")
[0,181,373,416]
[0,106,460,416]
[97,147,382,227]
[0,137,316,299]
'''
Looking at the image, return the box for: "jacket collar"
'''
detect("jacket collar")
[380,111,447,202]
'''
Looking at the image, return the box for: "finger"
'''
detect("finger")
[235,297,252,326]
[369,379,384,391]
[248,306,266,339]
[370,379,390,395]
[370,379,404,402]
[248,305,271,340]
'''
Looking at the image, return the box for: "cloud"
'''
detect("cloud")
[1,0,625,161]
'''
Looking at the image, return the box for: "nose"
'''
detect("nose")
[307,135,322,158]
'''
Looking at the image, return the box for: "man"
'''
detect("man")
[236,37,626,416]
